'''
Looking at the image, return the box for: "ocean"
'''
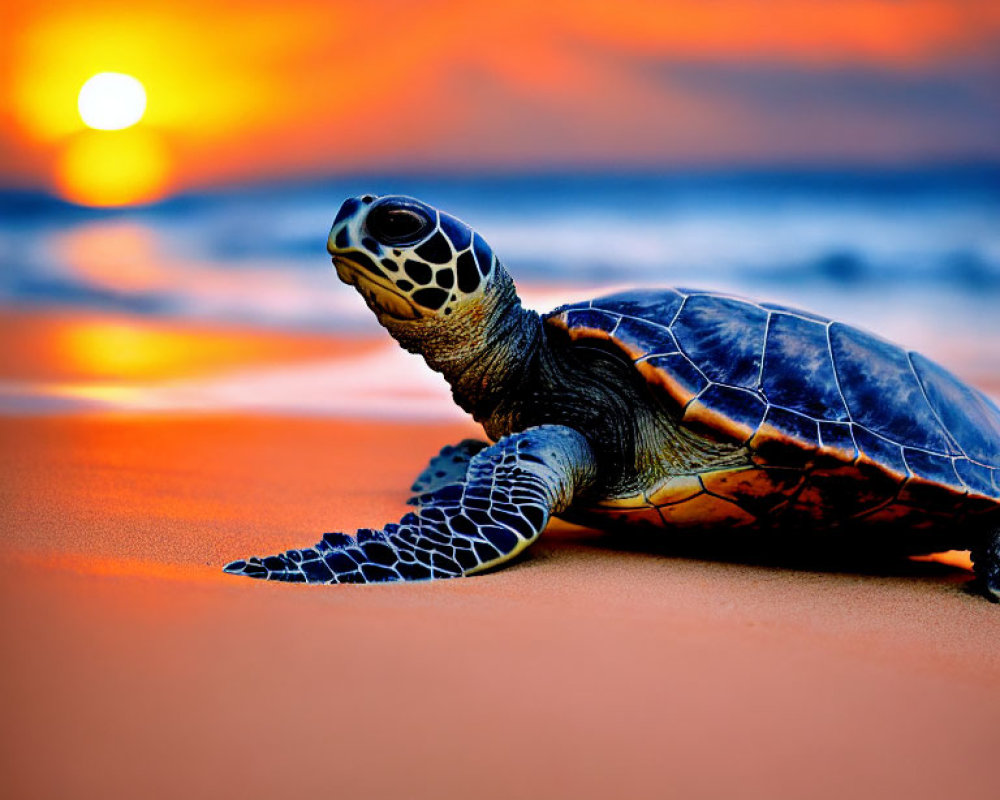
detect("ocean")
[2,167,998,412]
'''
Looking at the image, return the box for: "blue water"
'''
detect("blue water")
[2,167,998,382]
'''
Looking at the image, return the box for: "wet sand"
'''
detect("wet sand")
[2,411,999,800]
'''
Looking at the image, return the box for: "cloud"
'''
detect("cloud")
[640,55,1000,161]
[661,57,1000,118]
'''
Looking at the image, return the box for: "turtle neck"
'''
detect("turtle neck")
[381,267,543,436]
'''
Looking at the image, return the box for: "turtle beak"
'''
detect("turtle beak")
[332,256,355,285]
[333,254,422,321]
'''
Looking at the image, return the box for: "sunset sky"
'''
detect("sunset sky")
[3,0,999,202]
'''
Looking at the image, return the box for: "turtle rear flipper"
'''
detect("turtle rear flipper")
[972,528,1000,602]
[224,426,595,583]
[407,438,489,503]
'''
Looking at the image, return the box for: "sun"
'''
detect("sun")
[77,72,147,130]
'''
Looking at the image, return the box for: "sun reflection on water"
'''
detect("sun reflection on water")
[56,128,169,207]
[59,321,199,380]
[51,220,166,292]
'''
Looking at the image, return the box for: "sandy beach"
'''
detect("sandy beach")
[1,312,999,800]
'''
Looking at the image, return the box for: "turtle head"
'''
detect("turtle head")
[327,194,500,323]
[328,194,538,425]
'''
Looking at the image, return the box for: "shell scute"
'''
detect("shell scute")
[762,314,849,421]
[594,492,653,510]
[592,288,685,321]
[545,288,1000,515]
[794,465,898,521]
[954,459,997,499]
[749,406,820,468]
[564,308,619,338]
[829,323,955,454]
[683,384,767,443]
[646,474,703,506]
[898,449,969,510]
[910,351,1000,467]
[700,466,804,518]
[817,421,858,464]
[901,448,965,494]
[854,503,926,527]
[671,295,768,389]
[613,316,676,361]
[657,491,756,528]
[635,353,707,408]
[853,426,908,481]
[759,302,830,323]
[588,506,671,529]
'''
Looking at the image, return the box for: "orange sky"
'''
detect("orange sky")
[2,0,999,199]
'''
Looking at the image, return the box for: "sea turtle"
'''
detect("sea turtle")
[225,194,1000,600]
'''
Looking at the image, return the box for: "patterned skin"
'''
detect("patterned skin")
[225,195,1000,600]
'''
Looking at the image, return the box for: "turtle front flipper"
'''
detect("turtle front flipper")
[224,426,595,583]
[972,528,1000,602]
[407,439,489,503]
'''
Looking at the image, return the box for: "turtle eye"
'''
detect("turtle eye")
[365,202,433,246]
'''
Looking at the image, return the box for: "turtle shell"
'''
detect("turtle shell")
[544,288,1000,532]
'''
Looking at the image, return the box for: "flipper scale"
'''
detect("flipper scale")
[224,426,595,583]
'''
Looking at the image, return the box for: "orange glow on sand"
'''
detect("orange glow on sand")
[56,128,169,206]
